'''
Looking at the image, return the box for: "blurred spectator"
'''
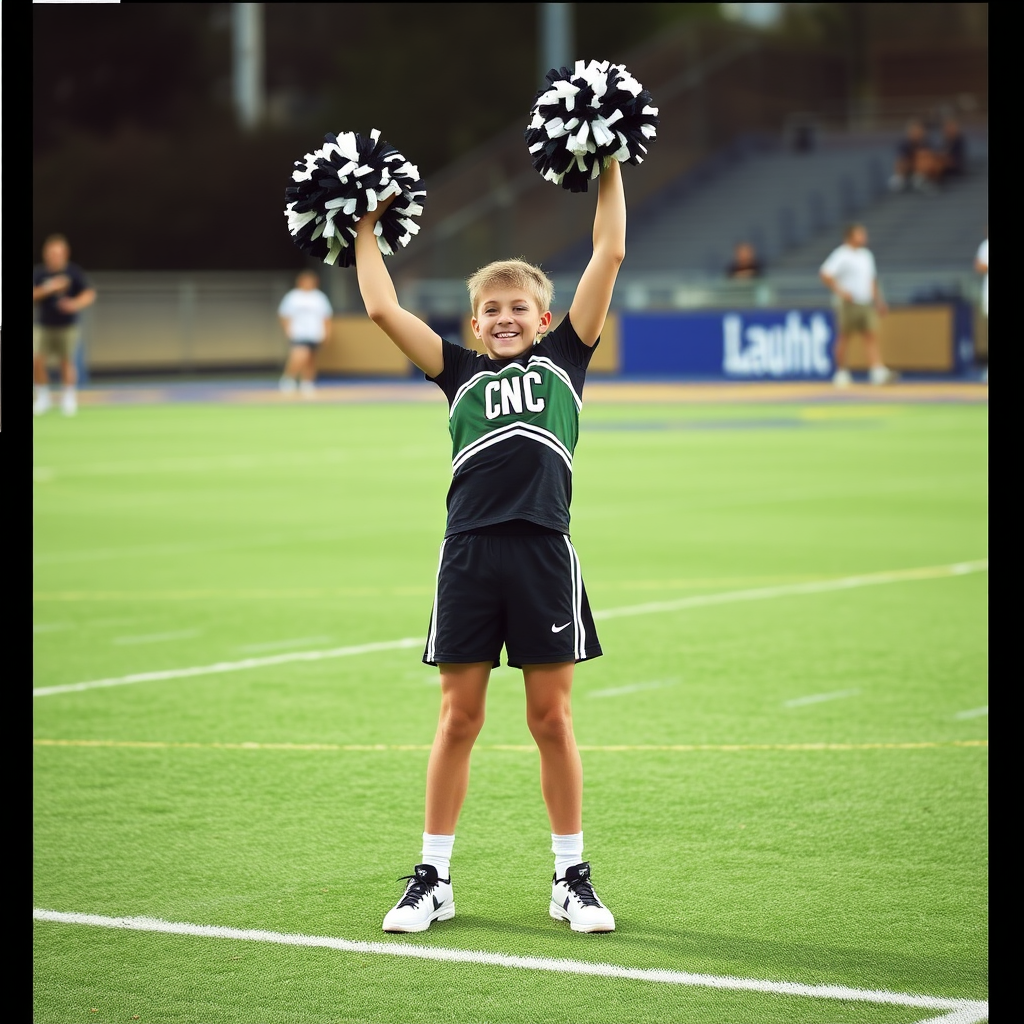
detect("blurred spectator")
[726,242,764,279]
[819,223,893,387]
[33,234,96,417]
[975,230,988,382]
[974,231,988,316]
[889,120,938,193]
[278,270,333,396]
[936,117,967,181]
[890,118,968,193]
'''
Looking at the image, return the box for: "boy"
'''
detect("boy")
[278,269,334,395]
[354,159,625,935]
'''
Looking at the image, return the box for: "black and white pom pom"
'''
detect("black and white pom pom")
[284,129,426,267]
[524,60,659,193]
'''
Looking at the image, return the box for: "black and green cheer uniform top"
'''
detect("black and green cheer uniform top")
[427,315,597,538]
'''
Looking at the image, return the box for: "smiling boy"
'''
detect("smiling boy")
[354,158,626,934]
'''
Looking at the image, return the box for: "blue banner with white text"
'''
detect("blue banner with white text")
[619,310,837,379]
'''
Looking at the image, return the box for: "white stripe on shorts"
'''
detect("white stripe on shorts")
[562,535,586,660]
[426,539,447,664]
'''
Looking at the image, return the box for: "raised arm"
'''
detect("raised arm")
[354,202,443,377]
[569,160,626,347]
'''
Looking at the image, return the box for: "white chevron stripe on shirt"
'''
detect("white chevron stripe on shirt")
[452,423,574,473]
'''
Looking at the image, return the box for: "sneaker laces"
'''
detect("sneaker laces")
[395,874,434,909]
[561,874,603,908]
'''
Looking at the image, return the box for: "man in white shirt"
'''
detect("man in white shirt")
[974,235,988,318]
[819,224,893,386]
[974,234,988,382]
[278,270,334,395]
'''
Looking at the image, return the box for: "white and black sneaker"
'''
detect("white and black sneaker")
[550,862,615,933]
[382,863,455,933]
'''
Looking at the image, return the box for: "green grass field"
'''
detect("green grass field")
[33,393,988,1024]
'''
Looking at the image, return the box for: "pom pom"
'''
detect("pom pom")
[284,129,426,267]
[524,59,659,193]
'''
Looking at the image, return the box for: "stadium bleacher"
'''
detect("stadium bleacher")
[546,130,988,278]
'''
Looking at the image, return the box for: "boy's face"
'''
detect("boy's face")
[472,289,552,360]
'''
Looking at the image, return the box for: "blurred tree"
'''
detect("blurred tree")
[33,4,232,153]
[33,3,984,269]
[33,2,720,268]
[776,3,987,122]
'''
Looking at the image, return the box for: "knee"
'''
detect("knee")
[527,703,574,746]
[438,701,484,744]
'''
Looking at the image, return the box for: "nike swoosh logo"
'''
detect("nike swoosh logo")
[551,622,572,633]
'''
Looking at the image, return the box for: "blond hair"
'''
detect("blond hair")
[466,259,554,317]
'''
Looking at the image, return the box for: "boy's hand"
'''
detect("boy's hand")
[356,191,397,232]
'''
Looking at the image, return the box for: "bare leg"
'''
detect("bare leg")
[60,358,77,388]
[524,662,582,835]
[300,346,317,383]
[914,149,941,184]
[34,354,49,386]
[862,330,883,369]
[283,346,304,380]
[424,662,490,835]
[834,330,848,369]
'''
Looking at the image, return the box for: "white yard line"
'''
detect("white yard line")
[589,560,987,623]
[783,688,861,708]
[954,707,988,720]
[588,681,675,699]
[33,638,423,697]
[31,909,988,1023]
[34,560,987,699]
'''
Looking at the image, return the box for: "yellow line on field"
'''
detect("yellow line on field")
[33,738,987,753]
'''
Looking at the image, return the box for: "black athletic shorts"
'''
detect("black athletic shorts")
[423,521,602,669]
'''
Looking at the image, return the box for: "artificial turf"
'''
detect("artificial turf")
[33,395,987,1023]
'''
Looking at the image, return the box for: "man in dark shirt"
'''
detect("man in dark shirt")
[890,120,935,192]
[33,234,96,416]
[937,118,967,180]
[890,117,968,193]
[726,241,764,280]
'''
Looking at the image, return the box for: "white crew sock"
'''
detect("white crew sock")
[552,832,584,878]
[421,832,454,880]
[36,384,51,400]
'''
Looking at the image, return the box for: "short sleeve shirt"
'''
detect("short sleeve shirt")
[33,262,91,326]
[820,244,877,305]
[428,315,598,537]
[976,239,988,314]
[278,288,334,342]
